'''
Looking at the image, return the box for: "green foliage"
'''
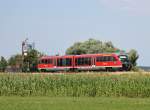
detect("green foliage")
[128,49,139,67]
[8,54,22,69]
[0,56,7,72]
[0,73,150,97]
[23,49,42,72]
[7,49,42,72]
[66,38,118,55]
[65,42,86,55]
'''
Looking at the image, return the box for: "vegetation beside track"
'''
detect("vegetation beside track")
[0,72,150,97]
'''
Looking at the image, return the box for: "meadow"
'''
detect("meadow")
[1,97,150,110]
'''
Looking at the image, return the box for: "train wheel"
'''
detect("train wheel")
[106,67,113,72]
[41,69,47,72]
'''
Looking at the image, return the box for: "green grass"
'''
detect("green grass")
[0,97,150,110]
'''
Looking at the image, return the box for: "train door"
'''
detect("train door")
[92,56,96,67]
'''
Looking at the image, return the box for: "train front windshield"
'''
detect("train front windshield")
[118,55,131,71]
[119,55,129,62]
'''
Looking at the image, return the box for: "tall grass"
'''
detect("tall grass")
[0,72,150,97]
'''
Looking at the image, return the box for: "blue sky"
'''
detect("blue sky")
[0,0,150,66]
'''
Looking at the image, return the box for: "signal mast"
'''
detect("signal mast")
[22,38,35,72]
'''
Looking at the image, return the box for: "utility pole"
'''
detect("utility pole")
[22,38,28,72]
[22,38,28,56]
[22,38,35,72]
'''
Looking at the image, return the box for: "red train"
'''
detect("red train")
[37,53,130,72]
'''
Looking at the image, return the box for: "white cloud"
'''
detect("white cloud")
[99,0,150,15]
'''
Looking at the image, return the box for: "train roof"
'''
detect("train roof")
[40,53,118,59]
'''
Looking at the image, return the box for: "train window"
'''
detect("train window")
[47,59,49,64]
[75,58,79,66]
[57,58,62,66]
[102,56,107,62]
[75,57,91,66]
[75,58,80,66]
[47,59,53,64]
[45,59,48,64]
[65,58,72,66]
[41,59,45,64]
[54,59,57,66]
[84,57,91,65]
[103,56,114,62]
[111,57,117,61]
[97,56,116,62]
[41,59,48,64]
[57,58,72,66]
[40,59,53,64]
[108,56,111,61]
[96,57,103,62]
[105,56,117,62]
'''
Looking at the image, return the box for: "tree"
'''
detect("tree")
[128,49,139,67]
[8,49,42,72]
[23,49,42,72]
[66,42,86,55]
[0,56,8,72]
[66,38,117,55]
[8,54,22,72]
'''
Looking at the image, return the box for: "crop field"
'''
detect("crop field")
[0,72,150,97]
[1,72,150,110]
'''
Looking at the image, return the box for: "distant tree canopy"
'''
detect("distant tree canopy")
[8,54,23,72]
[8,54,22,67]
[22,49,42,72]
[0,56,7,72]
[66,38,118,55]
[128,49,139,67]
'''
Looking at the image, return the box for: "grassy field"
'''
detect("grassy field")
[0,72,150,110]
[0,97,150,110]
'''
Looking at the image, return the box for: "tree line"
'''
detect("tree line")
[0,49,41,72]
[0,39,139,72]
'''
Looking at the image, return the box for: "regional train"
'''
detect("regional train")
[37,53,131,72]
